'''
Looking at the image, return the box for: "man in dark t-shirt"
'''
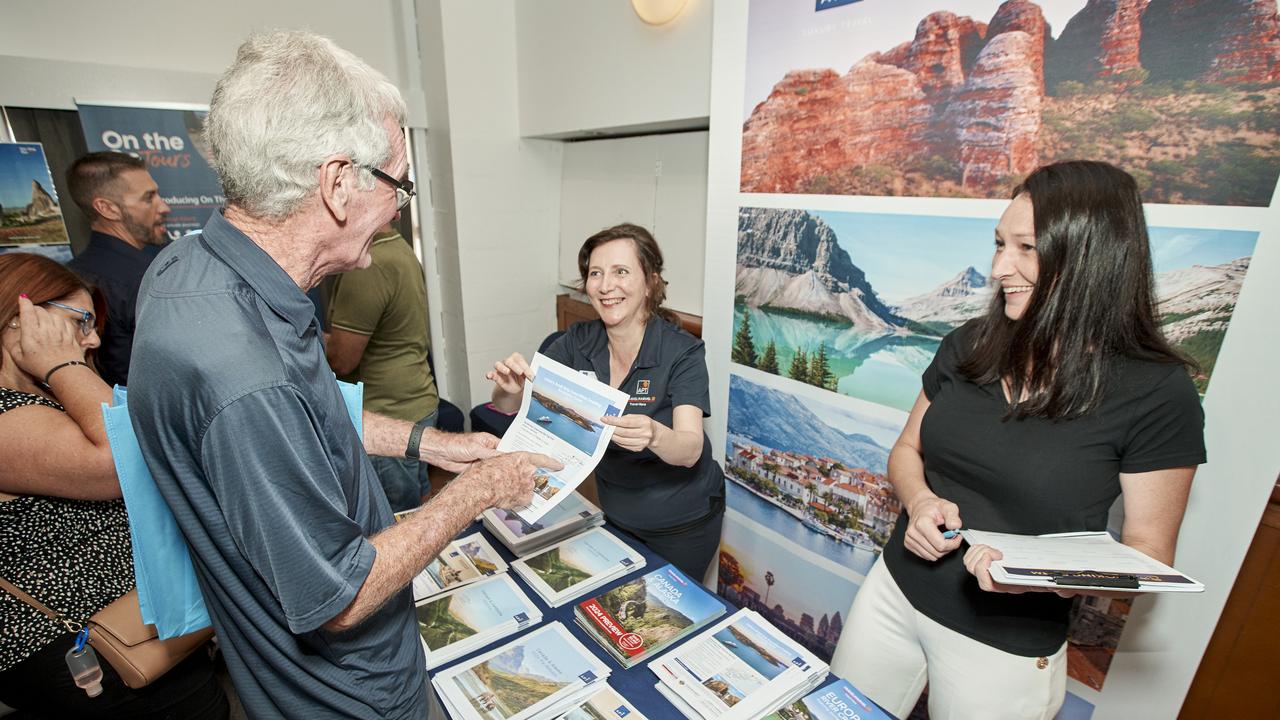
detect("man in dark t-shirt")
[65,152,170,387]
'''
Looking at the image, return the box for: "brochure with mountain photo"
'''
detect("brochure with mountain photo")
[497,353,629,524]
[412,533,509,601]
[416,574,541,670]
[432,621,610,720]
[575,564,726,667]
[512,527,646,607]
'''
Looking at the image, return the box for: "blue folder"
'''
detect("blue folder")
[103,381,364,639]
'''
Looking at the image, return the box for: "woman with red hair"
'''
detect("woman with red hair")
[0,253,227,718]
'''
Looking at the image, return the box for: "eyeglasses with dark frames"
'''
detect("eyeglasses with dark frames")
[360,165,416,211]
[42,301,97,337]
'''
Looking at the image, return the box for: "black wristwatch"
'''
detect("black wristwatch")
[405,419,429,460]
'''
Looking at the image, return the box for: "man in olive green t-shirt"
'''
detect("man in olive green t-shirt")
[325,226,439,511]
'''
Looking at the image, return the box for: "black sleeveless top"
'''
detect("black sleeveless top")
[0,387,134,672]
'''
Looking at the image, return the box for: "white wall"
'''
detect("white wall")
[559,131,709,316]
[0,0,425,123]
[417,0,565,409]
[515,0,713,138]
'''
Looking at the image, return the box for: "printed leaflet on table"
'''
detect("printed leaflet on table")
[553,683,650,720]
[575,563,726,667]
[762,679,891,720]
[482,492,605,557]
[511,527,646,607]
[431,621,611,720]
[415,574,541,670]
[498,353,628,524]
[410,532,509,601]
[649,608,829,720]
[960,530,1205,593]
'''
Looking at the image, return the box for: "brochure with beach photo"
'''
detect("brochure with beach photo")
[511,527,646,607]
[575,564,726,667]
[650,609,828,720]
[482,492,605,557]
[761,679,891,720]
[497,353,629,524]
[432,621,611,720]
[417,574,541,670]
[553,684,650,720]
[412,533,509,601]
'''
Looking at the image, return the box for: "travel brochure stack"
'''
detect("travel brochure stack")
[575,564,726,668]
[482,492,605,557]
[762,679,891,720]
[432,622,611,720]
[553,684,650,720]
[649,609,830,720]
[410,532,509,602]
[415,575,541,670]
[511,527,646,607]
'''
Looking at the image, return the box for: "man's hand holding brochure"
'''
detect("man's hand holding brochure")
[960,529,1204,593]
[496,353,628,524]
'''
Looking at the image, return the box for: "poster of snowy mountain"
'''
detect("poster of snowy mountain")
[731,206,1257,410]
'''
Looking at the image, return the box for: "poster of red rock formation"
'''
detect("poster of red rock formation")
[741,0,1280,206]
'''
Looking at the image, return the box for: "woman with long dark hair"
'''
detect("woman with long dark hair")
[0,253,227,718]
[487,224,726,579]
[835,161,1205,719]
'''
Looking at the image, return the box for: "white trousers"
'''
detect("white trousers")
[832,559,1067,720]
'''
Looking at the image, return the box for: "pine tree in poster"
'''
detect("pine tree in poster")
[758,340,779,374]
[807,344,833,390]
[732,313,758,367]
[787,348,808,381]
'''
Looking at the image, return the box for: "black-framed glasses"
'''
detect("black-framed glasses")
[43,301,97,337]
[360,165,416,211]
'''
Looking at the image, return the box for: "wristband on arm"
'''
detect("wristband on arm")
[41,360,89,387]
[405,419,429,460]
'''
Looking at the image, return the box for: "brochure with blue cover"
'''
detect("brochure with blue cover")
[762,679,891,720]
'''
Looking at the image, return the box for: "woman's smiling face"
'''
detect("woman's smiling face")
[585,238,650,329]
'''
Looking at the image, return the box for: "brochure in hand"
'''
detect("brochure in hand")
[497,353,629,524]
[762,679,891,720]
[575,564,726,667]
[416,574,541,670]
[650,609,829,720]
[411,532,509,601]
[553,684,650,720]
[511,527,646,607]
[959,529,1205,593]
[483,492,605,557]
[432,621,611,720]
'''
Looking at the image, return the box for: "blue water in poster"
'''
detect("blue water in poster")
[76,104,224,240]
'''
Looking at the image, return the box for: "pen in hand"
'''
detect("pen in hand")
[941,528,963,540]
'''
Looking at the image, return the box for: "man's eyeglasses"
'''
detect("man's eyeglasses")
[43,301,97,337]
[360,166,416,211]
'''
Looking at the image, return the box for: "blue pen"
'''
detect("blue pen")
[941,528,962,540]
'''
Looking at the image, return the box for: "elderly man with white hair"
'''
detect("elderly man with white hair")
[128,31,559,719]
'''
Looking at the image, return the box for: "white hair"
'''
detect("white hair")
[205,30,408,220]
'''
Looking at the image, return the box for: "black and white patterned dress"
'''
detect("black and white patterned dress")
[0,387,134,672]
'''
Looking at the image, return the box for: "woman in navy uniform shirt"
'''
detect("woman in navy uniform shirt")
[488,224,725,579]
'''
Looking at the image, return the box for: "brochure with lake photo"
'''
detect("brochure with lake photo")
[497,353,629,524]
[575,564,725,667]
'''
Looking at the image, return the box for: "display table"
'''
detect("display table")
[428,519,874,719]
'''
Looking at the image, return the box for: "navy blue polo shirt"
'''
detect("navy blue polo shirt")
[66,231,163,387]
[128,212,424,719]
[544,316,725,529]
